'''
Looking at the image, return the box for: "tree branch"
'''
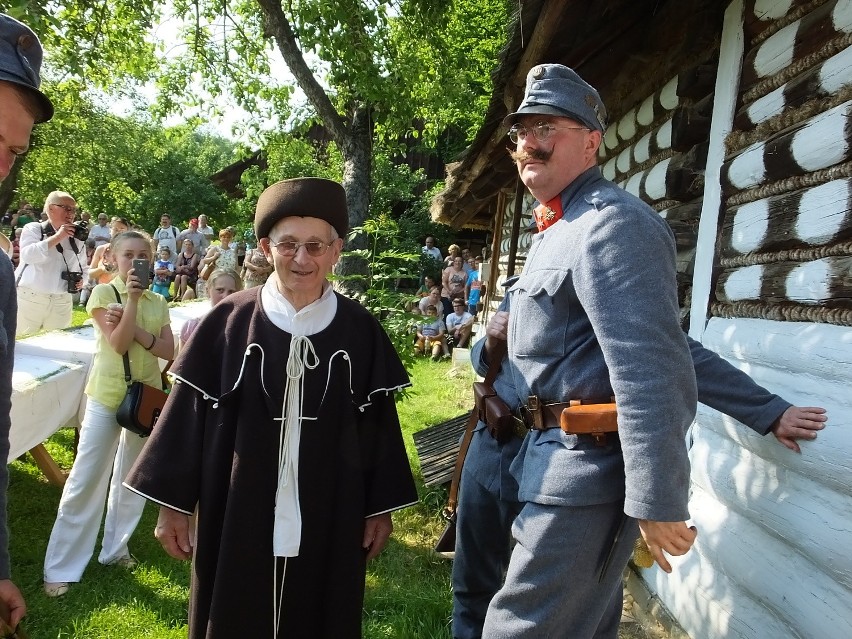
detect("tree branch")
[254,0,348,146]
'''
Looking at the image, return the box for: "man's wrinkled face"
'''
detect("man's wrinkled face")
[0,83,35,183]
[161,216,170,227]
[260,216,343,303]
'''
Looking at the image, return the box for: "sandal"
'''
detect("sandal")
[44,581,69,597]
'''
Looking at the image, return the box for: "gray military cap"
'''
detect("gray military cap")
[503,64,606,133]
[0,13,54,122]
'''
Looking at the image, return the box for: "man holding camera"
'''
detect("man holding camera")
[15,190,87,336]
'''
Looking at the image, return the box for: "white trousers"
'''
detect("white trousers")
[44,398,147,583]
[16,287,72,337]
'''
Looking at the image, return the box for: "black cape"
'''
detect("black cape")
[126,288,418,638]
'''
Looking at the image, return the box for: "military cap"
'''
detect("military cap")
[0,13,53,122]
[254,177,349,240]
[503,64,606,133]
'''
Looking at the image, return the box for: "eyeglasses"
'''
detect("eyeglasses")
[269,239,334,257]
[507,122,589,144]
[50,203,75,213]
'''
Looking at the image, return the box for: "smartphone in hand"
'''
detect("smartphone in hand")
[131,258,151,285]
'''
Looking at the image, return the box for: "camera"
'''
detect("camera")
[61,270,83,294]
[71,220,89,241]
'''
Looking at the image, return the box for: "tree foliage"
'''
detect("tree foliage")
[15,82,234,231]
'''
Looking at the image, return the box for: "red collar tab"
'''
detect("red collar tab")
[533,196,564,232]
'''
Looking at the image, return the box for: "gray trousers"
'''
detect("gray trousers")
[482,501,637,639]
[452,468,521,638]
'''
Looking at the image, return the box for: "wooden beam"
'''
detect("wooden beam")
[29,444,67,487]
[502,0,580,112]
[507,180,525,277]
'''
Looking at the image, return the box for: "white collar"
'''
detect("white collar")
[260,277,337,336]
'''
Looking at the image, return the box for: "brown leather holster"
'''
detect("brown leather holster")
[522,396,618,446]
[560,399,619,436]
[473,381,515,444]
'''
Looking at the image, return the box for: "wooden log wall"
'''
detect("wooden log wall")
[598,62,718,326]
[716,0,852,326]
[650,4,852,639]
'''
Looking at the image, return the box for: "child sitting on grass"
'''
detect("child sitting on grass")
[415,305,450,361]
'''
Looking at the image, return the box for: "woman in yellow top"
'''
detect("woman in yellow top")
[43,230,174,597]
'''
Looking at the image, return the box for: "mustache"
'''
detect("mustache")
[508,147,552,163]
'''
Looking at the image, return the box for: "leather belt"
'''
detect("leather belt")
[517,396,619,446]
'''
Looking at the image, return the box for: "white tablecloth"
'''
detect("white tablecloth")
[8,301,211,461]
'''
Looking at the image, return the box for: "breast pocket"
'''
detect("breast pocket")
[509,269,570,358]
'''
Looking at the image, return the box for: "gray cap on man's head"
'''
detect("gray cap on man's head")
[0,13,54,122]
[503,64,606,133]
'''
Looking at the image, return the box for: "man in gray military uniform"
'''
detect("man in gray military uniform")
[471,63,699,638]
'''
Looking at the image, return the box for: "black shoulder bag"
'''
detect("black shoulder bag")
[110,285,169,437]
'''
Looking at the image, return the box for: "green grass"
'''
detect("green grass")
[9,357,472,638]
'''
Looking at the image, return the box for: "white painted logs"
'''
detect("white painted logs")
[619,143,708,203]
[721,178,852,256]
[656,316,852,639]
[741,0,852,91]
[736,43,852,129]
[716,255,852,304]
[722,99,852,192]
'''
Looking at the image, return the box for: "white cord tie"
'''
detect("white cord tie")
[272,335,318,558]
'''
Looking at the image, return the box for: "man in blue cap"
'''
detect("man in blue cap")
[0,11,54,631]
[465,63,699,638]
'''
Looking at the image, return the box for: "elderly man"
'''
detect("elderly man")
[14,190,86,336]
[468,63,700,638]
[177,217,208,255]
[0,12,55,629]
[125,177,418,638]
[87,213,111,246]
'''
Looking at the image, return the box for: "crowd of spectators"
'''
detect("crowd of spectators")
[2,198,270,336]
[412,236,485,359]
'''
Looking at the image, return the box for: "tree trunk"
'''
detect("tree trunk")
[256,0,372,296]
[334,104,372,296]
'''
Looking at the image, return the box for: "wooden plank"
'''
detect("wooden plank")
[721,178,852,257]
[413,413,470,487]
[28,444,67,487]
[741,0,852,91]
[689,0,747,340]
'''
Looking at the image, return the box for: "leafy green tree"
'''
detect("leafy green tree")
[6,0,509,286]
[13,82,234,230]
